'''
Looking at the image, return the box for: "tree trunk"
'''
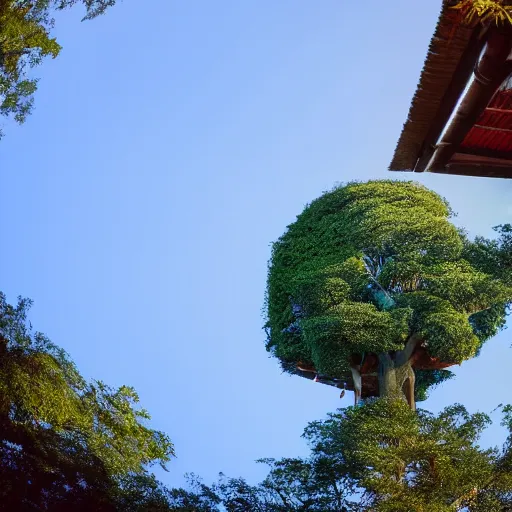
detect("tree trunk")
[377,336,421,411]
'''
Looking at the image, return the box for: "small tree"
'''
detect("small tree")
[265,181,512,409]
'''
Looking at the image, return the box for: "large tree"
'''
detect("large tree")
[265,181,512,409]
[304,399,512,511]
[0,292,174,510]
[0,0,118,137]
[163,400,512,511]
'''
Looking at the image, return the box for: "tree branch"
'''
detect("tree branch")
[450,472,499,510]
[396,335,422,366]
[378,352,393,366]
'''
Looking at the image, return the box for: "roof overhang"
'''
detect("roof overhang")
[389,1,512,179]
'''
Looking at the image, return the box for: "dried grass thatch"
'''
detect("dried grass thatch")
[453,0,512,25]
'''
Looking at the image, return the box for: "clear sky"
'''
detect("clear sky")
[1,0,511,489]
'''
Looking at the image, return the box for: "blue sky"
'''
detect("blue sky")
[1,0,511,488]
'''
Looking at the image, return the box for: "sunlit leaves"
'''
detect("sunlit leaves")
[0,0,117,137]
[301,304,410,375]
[422,261,512,315]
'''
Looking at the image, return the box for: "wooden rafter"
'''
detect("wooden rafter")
[472,123,512,132]
[457,145,512,159]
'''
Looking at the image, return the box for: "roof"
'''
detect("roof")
[389,1,512,178]
[460,81,512,152]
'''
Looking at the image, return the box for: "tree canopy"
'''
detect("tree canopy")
[265,181,512,406]
[303,399,512,511]
[159,400,512,511]
[0,0,118,137]
[0,292,174,510]
[158,457,356,511]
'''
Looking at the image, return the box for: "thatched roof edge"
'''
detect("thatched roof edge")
[389,1,479,171]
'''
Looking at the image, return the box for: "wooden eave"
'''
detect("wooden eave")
[389,1,512,179]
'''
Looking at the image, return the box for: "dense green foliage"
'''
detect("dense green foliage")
[158,400,512,511]
[0,0,117,137]
[0,292,174,510]
[304,399,512,511]
[265,181,512,393]
[463,223,512,343]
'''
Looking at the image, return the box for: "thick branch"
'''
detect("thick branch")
[296,365,315,373]
[378,352,393,366]
[396,335,422,366]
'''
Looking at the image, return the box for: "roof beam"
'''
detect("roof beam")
[423,28,512,173]
[472,123,512,133]
[457,145,512,160]
[484,107,512,114]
